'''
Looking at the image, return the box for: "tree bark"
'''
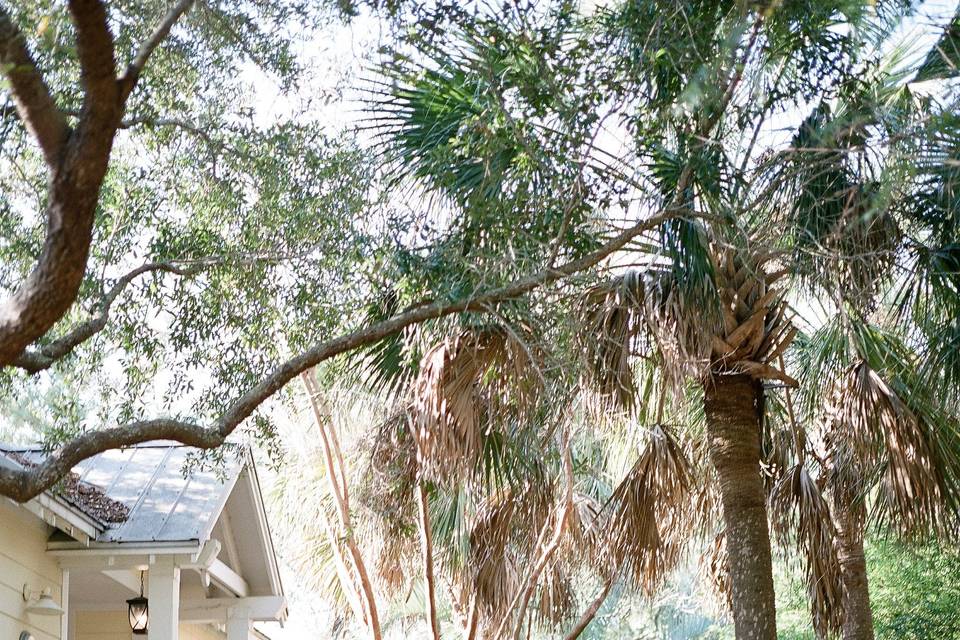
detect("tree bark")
[302,373,383,640]
[0,209,682,502]
[833,492,875,640]
[704,374,778,640]
[562,578,613,640]
[416,482,442,640]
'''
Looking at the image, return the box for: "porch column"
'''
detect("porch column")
[61,568,70,640]
[225,606,250,640]
[148,559,181,640]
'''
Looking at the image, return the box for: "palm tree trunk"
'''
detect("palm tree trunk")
[704,373,778,640]
[833,492,874,640]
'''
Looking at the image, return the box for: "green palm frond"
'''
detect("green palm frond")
[915,5,960,82]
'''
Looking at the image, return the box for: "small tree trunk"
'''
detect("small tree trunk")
[302,373,382,640]
[833,492,875,640]
[562,578,613,640]
[704,374,778,640]
[417,482,442,640]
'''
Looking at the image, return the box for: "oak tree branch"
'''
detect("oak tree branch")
[0,210,680,502]
[12,262,201,374]
[0,8,70,164]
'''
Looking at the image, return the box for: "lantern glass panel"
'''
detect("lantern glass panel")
[127,596,148,634]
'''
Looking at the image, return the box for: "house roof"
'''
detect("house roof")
[1,441,244,544]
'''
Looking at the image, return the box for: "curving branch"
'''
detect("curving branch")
[119,0,195,99]
[0,8,69,165]
[0,418,222,503]
[0,209,681,502]
[562,578,614,640]
[0,0,193,368]
[12,262,201,374]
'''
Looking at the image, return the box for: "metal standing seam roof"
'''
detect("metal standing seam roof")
[1,441,244,544]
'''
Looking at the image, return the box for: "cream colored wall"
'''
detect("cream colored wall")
[0,499,63,640]
[73,610,225,640]
[181,622,226,640]
[73,610,130,640]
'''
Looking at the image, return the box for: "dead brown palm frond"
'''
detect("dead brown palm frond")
[825,361,949,540]
[534,562,576,628]
[575,246,798,416]
[356,411,419,596]
[701,530,732,614]
[575,269,649,410]
[688,432,723,538]
[575,268,718,407]
[467,483,554,624]
[600,424,694,596]
[769,464,844,639]
[556,491,603,573]
[411,326,542,483]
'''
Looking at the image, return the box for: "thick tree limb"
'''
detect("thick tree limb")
[0,8,69,165]
[12,262,200,374]
[0,418,222,502]
[68,0,119,113]
[0,1,122,367]
[119,0,195,99]
[0,210,679,502]
[0,0,190,368]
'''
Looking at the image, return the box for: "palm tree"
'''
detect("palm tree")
[273,326,701,640]
[360,2,960,638]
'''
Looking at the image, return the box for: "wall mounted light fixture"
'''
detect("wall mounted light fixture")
[21,585,64,617]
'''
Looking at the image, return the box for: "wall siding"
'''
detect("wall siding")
[0,499,63,640]
[73,610,130,640]
[74,610,226,640]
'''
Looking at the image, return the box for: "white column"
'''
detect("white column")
[225,606,250,640]
[147,560,180,640]
[60,568,70,640]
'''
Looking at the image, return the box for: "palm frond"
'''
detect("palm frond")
[824,360,951,541]
[769,464,844,639]
[600,424,693,596]
[410,326,541,483]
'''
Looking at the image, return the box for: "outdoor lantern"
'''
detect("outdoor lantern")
[127,571,149,635]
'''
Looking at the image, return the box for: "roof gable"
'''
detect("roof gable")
[1,441,283,599]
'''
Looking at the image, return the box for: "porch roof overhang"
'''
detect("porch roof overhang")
[1,441,287,627]
[0,450,104,544]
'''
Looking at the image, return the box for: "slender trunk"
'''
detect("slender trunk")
[704,374,777,640]
[562,578,613,640]
[833,492,874,640]
[417,482,442,640]
[318,507,368,626]
[302,373,383,640]
[493,437,574,640]
[463,593,479,640]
